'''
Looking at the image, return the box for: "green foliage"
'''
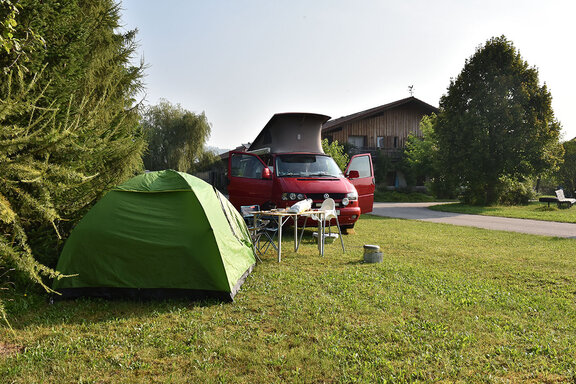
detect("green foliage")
[193,149,223,173]
[495,176,535,205]
[403,114,458,198]
[554,139,576,193]
[430,201,576,223]
[142,99,211,172]
[0,0,45,73]
[537,139,576,196]
[0,0,146,325]
[0,0,21,54]
[1,73,84,304]
[435,36,563,205]
[535,172,559,196]
[14,0,147,231]
[374,190,435,202]
[404,114,437,180]
[372,150,393,185]
[322,138,349,171]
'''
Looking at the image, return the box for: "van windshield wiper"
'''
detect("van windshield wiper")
[279,172,339,178]
[307,172,339,178]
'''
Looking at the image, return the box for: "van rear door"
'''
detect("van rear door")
[345,154,375,214]
[228,152,273,209]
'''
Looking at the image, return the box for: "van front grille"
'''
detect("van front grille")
[306,193,346,201]
[304,193,346,208]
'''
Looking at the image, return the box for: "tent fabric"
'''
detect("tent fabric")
[53,170,256,301]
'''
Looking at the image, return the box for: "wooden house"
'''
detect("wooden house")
[322,96,438,188]
[322,96,438,155]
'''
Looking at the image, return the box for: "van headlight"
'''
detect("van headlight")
[342,191,357,207]
[282,192,306,201]
[346,191,358,201]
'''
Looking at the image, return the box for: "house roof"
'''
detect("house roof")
[322,96,438,133]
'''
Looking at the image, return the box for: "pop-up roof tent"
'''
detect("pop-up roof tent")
[248,112,331,154]
[53,170,256,301]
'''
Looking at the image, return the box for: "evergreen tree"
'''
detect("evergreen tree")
[0,0,45,73]
[2,0,146,220]
[1,0,145,323]
[435,36,563,205]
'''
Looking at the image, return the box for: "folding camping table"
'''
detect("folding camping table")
[253,209,328,262]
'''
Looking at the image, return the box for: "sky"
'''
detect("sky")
[120,0,576,151]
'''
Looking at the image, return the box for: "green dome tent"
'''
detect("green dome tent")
[53,170,256,301]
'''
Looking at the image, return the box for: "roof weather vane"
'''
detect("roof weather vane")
[408,85,414,96]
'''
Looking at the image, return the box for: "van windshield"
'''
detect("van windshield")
[276,154,343,178]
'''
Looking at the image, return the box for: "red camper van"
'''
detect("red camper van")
[227,113,374,228]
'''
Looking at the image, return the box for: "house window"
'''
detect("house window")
[393,136,399,148]
[348,135,366,149]
[376,136,385,149]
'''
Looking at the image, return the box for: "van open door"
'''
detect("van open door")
[345,154,375,214]
[227,151,273,209]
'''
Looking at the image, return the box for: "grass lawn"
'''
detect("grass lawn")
[374,190,436,203]
[2,215,576,383]
[430,201,576,223]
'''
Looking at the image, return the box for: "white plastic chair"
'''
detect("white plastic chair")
[299,198,345,254]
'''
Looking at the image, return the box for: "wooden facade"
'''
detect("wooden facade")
[322,97,438,157]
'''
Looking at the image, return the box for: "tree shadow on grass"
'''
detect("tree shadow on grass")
[2,290,225,330]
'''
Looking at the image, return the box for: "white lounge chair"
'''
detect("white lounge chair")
[555,189,576,208]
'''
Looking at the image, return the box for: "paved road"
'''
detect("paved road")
[369,202,576,239]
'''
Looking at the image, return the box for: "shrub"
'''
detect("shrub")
[497,177,535,205]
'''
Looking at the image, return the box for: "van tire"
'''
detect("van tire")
[341,224,355,234]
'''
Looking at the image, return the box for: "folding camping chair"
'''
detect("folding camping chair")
[240,205,278,260]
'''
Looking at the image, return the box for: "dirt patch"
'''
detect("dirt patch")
[0,342,23,357]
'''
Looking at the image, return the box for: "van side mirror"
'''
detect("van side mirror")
[261,167,272,179]
[347,170,360,179]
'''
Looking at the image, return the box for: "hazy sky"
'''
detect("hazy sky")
[120,0,576,150]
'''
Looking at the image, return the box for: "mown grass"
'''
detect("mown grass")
[2,215,576,383]
[430,201,576,223]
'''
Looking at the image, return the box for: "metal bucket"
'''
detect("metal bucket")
[363,244,383,263]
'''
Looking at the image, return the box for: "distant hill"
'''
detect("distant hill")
[206,146,231,155]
